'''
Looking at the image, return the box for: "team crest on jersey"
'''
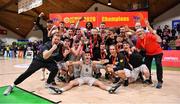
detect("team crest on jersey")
[86,68,88,72]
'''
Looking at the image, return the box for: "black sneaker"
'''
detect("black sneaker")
[143,79,152,85]
[3,85,13,96]
[123,79,129,87]
[48,86,62,94]
[144,79,153,84]
[109,81,122,94]
[156,82,162,89]
[113,77,120,84]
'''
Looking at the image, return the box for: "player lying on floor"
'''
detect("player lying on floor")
[48,49,121,94]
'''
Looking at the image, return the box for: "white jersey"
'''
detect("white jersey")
[80,62,93,77]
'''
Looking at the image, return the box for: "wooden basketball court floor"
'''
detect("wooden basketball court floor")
[0,57,180,104]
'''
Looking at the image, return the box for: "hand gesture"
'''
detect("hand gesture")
[124,25,130,31]
[101,59,109,64]
[79,40,83,46]
[39,12,44,17]
[79,16,84,21]
[66,61,69,66]
[131,46,136,52]
[52,25,57,30]
[145,19,150,26]
[52,44,57,51]
[64,49,70,55]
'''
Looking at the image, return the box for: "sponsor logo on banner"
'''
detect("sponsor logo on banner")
[18,0,42,14]
[163,57,179,62]
[162,50,180,67]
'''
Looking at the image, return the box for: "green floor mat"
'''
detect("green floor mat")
[0,86,56,104]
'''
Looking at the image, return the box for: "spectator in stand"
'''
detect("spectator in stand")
[163,34,171,43]
[0,46,1,54]
[176,23,180,35]
[9,45,13,57]
[161,39,169,50]
[23,45,27,58]
[156,26,163,39]
[162,25,171,42]
[6,45,10,57]
[175,35,180,50]
[171,27,177,39]
[3,46,6,56]
[163,25,171,35]
[13,45,17,58]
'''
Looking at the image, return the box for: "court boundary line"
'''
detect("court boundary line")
[0,86,61,104]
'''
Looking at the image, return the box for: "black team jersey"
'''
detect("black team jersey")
[108,53,130,71]
[35,41,64,63]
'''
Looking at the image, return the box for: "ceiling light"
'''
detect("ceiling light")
[108,0,111,5]
[16,27,19,30]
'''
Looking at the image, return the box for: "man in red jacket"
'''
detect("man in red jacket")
[136,20,163,89]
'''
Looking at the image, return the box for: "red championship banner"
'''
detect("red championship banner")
[49,12,148,27]
[162,50,180,67]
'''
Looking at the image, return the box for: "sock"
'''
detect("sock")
[144,77,148,81]
[60,88,64,92]
[106,86,111,91]
[11,83,15,87]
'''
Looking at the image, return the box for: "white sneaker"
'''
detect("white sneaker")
[44,83,53,88]
[3,85,13,96]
